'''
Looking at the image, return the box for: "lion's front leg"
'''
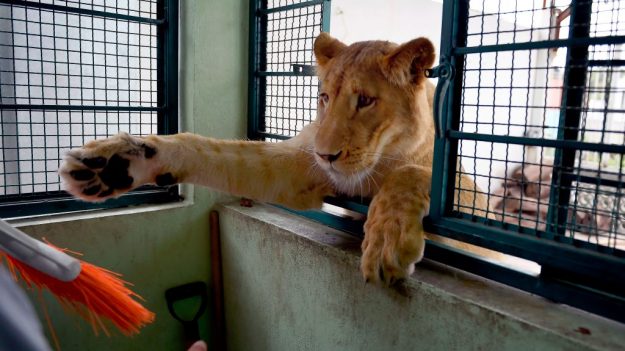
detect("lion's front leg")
[361,165,431,285]
[59,130,333,210]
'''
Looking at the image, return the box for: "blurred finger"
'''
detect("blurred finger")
[187,340,207,351]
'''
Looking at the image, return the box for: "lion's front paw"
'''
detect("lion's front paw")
[361,196,427,286]
[59,133,164,202]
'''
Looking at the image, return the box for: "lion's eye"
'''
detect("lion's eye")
[319,93,329,105]
[357,94,376,109]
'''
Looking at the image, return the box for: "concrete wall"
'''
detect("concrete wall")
[11,1,248,350]
[218,203,625,351]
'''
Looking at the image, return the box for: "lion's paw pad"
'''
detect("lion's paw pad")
[58,133,158,201]
[61,153,136,201]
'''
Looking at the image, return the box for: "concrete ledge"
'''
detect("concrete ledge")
[217,202,625,351]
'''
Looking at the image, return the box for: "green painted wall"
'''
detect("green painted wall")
[217,204,625,351]
[14,1,248,350]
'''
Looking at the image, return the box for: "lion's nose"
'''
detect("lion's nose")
[316,150,342,163]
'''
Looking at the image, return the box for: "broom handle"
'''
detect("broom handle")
[0,218,81,282]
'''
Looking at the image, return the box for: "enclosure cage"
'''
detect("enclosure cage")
[248,0,625,322]
[0,0,180,218]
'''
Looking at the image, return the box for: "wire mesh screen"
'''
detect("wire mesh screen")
[450,0,625,253]
[249,0,328,140]
[22,0,158,19]
[0,0,177,216]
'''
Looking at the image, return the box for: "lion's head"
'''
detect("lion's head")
[311,33,436,194]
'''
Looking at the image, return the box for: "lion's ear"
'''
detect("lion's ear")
[314,32,347,66]
[382,37,436,86]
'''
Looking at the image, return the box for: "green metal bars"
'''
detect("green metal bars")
[427,0,625,322]
[248,0,331,141]
[0,0,180,218]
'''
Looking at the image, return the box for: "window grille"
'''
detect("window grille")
[247,0,331,141]
[427,0,625,322]
[0,0,179,218]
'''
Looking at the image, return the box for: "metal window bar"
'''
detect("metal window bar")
[546,0,592,236]
[0,0,180,218]
[427,0,625,322]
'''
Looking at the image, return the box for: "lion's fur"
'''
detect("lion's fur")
[309,33,438,197]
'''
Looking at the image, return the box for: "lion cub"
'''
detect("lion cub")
[59,33,486,285]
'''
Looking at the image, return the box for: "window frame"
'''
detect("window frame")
[426,0,625,322]
[0,0,181,218]
[247,0,332,141]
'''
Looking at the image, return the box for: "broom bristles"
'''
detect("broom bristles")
[0,244,155,336]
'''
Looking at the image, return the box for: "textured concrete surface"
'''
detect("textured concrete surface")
[9,1,249,350]
[218,202,625,351]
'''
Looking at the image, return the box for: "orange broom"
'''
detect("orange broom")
[0,218,155,339]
